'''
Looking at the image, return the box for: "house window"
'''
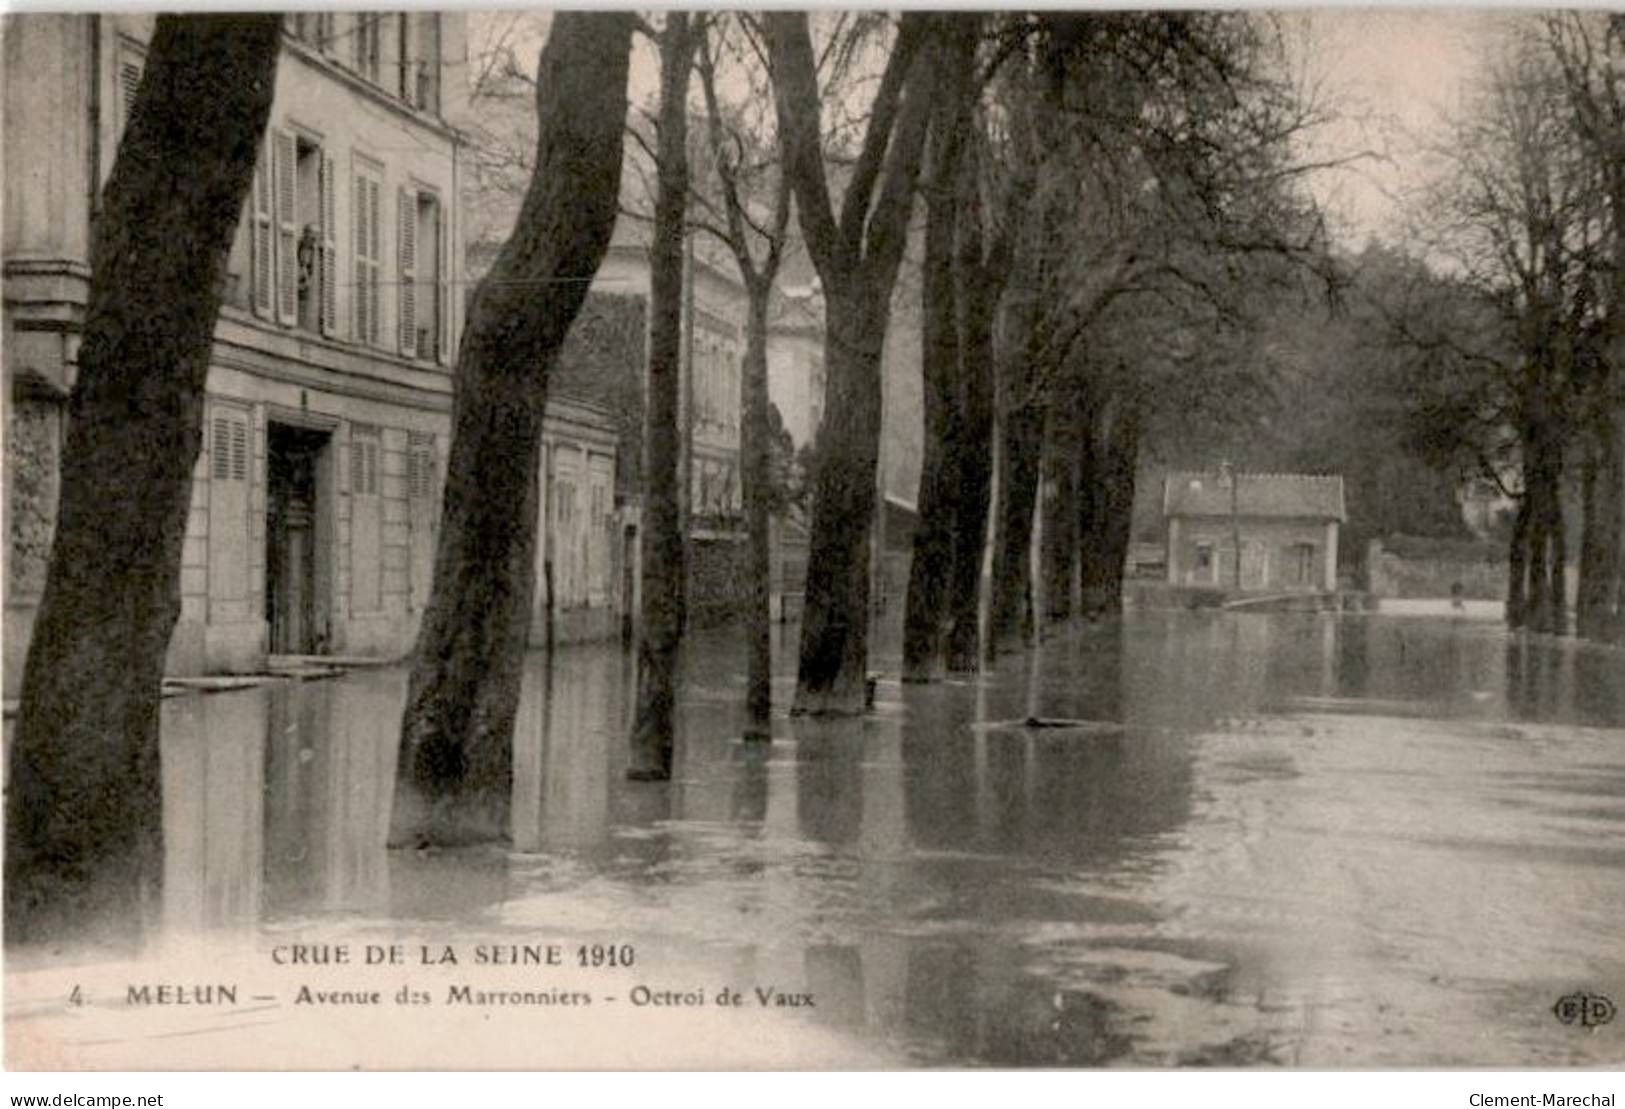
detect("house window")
[291,14,333,48]
[398,13,442,113]
[353,160,383,346]
[110,36,146,155]
[1195,542,1216,584]
[259,129,337,336]
[399,187,448,363]
[1292,542,1317,586]
[406,432,436,501]
[724,350,739,430]
[354,14,383,85]
[350,424,383,613]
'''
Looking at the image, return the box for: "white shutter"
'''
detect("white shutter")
[437,199,452,365]
[368,179,382,344]
[252,143,274,319]
[398,186,417,358]
[273,129,298,326]
[353,171,369,342]
[119,59,142,124]
[320,153,338,336]
[209,406,250,603]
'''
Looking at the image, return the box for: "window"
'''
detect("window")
[210,409,249,483]
[354,14,383,85]
[1292,542,1317,586]
[398,14,441,113]
[407,432,437,611]
[353,161,383,346]
[723,350,739,429]
[406,432,436,501]
[399,187,449,363]
[114,37,146,147]
[260,129,337,336]
[1195,542,1215,584]
[350,424,382,612]
[209,405,251,602]
[291,14,333,49]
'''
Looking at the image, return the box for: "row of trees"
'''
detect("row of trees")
[1394,14,1624,641]
[43,12,1589,920]
[7,11,1345,922]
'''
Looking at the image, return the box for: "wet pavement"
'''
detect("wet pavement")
[6,610,1625,1068]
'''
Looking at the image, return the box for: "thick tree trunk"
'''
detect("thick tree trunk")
[1041,391,1082,624]
[795,284,891,713]
[740,285,774,736]
[4,15,282,939]
[1511,421,1566,636]
[768,12,934,714]
[1507,493,1531,629]
[629,13,698,777]
[942,210,999,673]
[1576,409,1618,640]
[1087,399,1140,616]
[987,393,1044,661]
[396,13,633,836]
[902,64,972,683]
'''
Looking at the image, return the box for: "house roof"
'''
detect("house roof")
[1163,471,1346,522]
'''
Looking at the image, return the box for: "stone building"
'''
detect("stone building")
[4,14,468,688]
[1163,471,1345,593]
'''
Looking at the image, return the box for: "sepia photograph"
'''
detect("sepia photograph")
[1,6,1623,1080]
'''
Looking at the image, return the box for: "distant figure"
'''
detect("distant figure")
[1450,581,1466,611]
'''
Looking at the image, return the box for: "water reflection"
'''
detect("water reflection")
[9,611,1625,1067]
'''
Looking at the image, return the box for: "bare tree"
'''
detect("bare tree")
[1547,13,1625,642]
[395,12,634,839]
[628,13,700,779]
[767,11,936,714]
[1420,29,1602,634]
[5,15,282,938]
[693,16,793,738]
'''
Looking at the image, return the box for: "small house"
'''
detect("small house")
[1163,471,1345,592]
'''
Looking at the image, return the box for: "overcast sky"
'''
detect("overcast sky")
[1289,9,1511,249]
[469,8,1519,251]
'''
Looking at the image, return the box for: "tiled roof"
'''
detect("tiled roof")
[1163,471,1346,522]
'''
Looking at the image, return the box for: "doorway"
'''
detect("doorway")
[267,423,332,654]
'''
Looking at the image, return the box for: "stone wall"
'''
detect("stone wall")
[1366,536,1507,600]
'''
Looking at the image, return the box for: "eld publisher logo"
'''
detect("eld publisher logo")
[1553,992,1616,1028]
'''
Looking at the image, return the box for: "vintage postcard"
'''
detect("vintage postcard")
[3,8,1623,1074]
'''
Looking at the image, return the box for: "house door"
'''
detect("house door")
[267,424,330,654]
[1241,540,1268,590]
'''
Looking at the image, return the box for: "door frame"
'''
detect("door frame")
[265,408,338,654]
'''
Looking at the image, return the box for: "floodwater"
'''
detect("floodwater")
[6,611,1625,1069]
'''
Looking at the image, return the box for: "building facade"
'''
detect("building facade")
[4,14,468,688]
[1163,472,1345,593]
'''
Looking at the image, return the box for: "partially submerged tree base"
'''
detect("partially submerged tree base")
[393,13,633,842]
[4,15,282,936]
[387,790,511,850]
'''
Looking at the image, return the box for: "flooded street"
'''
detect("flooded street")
[6,611,1625,1069]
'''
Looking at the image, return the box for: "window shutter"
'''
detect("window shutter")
[211,415,231,480]
[398,186,417,358]
[353,171,369,342]
[437,201,452,365]
[210,409,248,484]
[320,152,338,336]
[252,143,274,319]
[273,129,298,326]
[119,59,142,125]
[368,180,381,344]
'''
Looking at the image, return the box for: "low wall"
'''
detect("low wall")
[1366,536,1506,600]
